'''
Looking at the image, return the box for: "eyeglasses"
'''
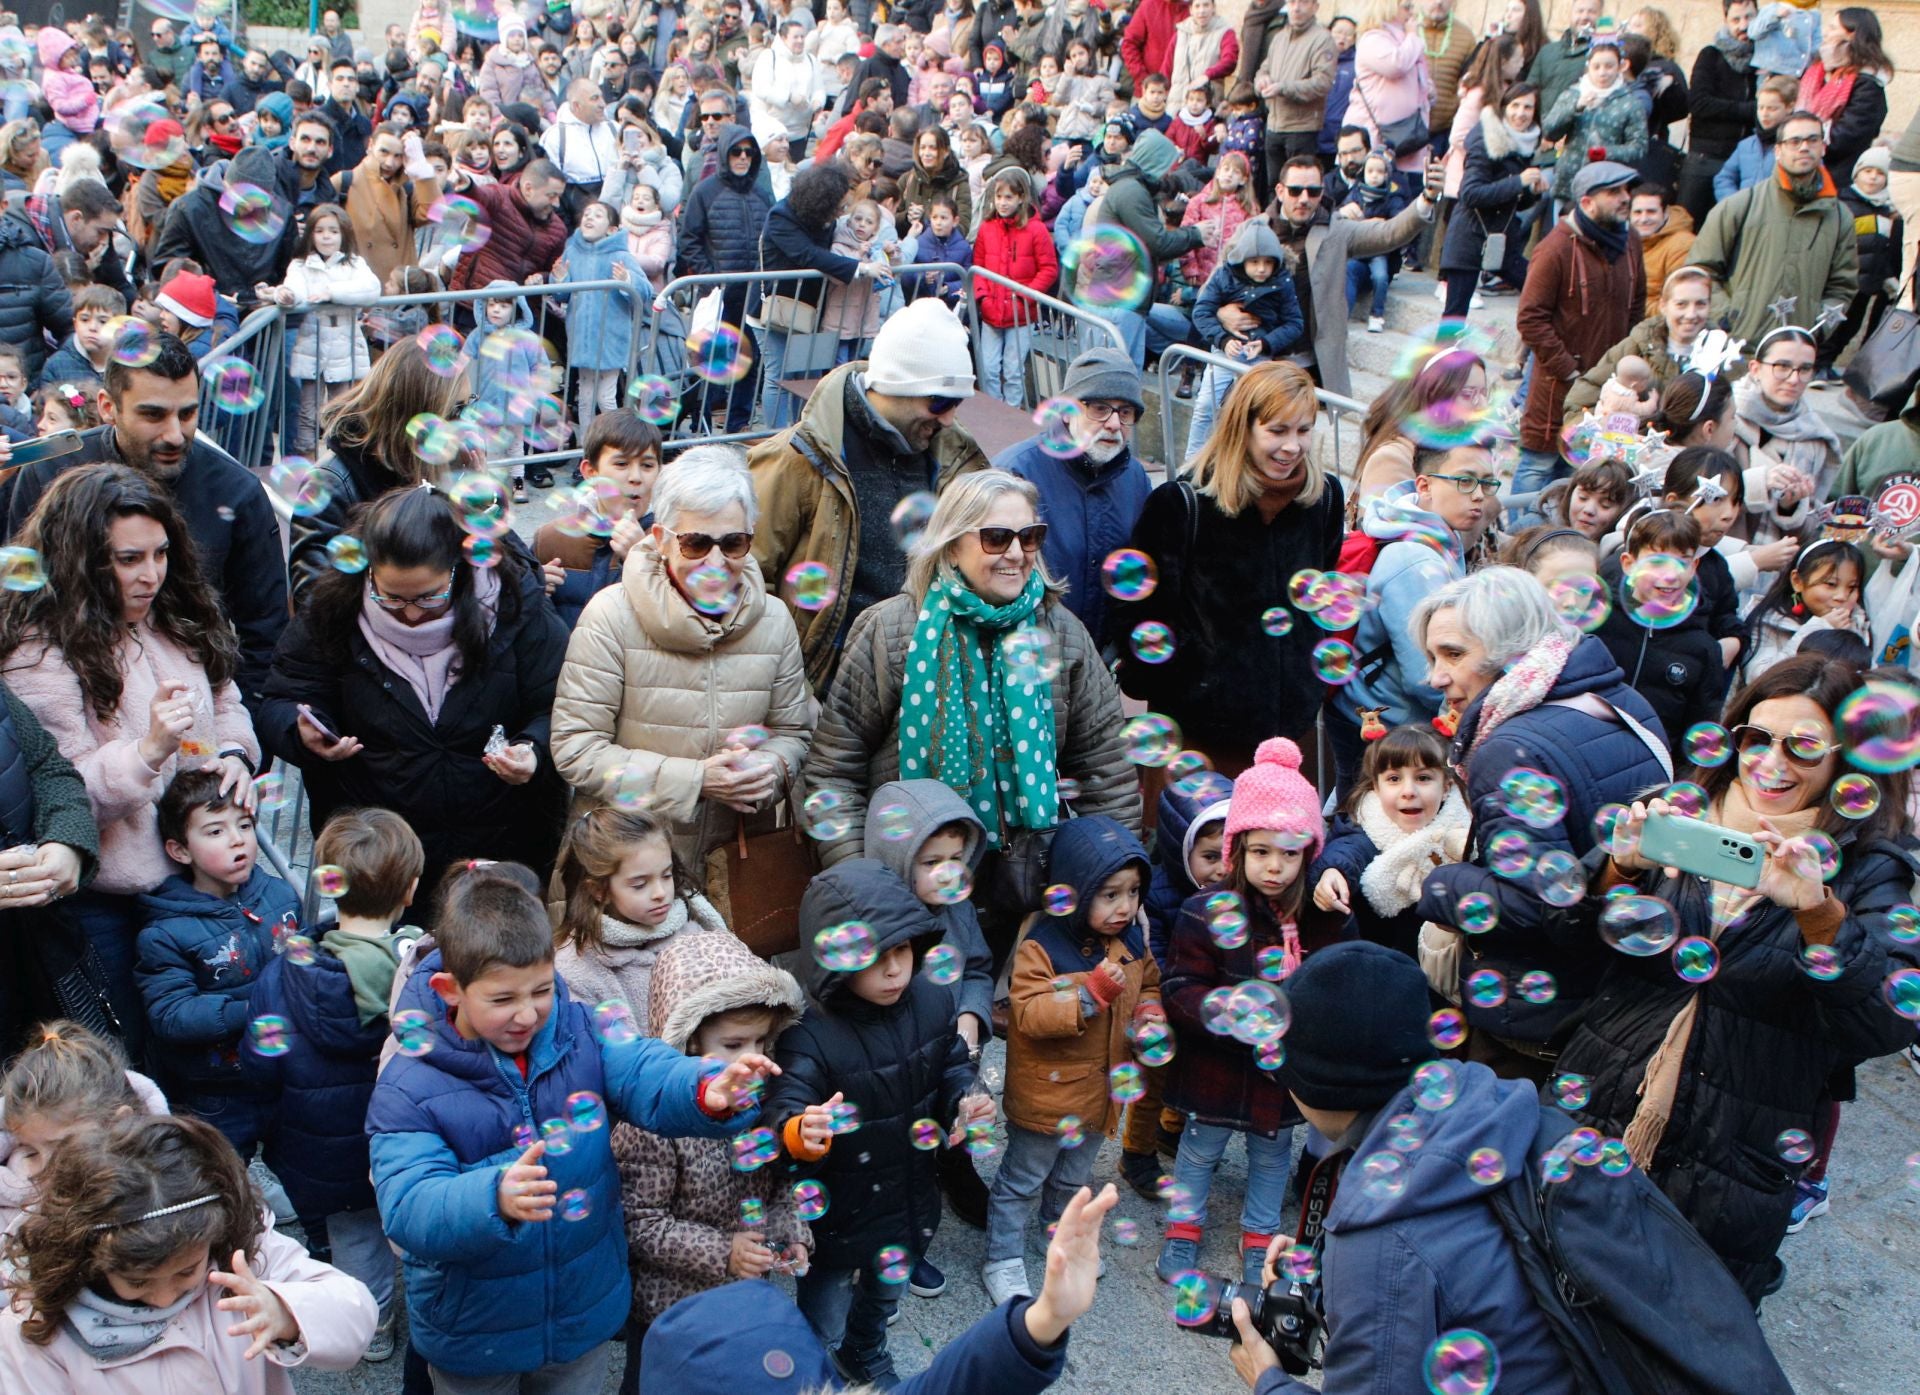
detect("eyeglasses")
[1757,359,1817,378]
[1081,400,1139,424]
[368,577,456,612]
[1429,472,1502,498]
[1730,723,1838,767]
[925,395,964,416]
[665,527,754,559]
[1777,133,1825,148]
[1283,183,1324,197]
[972,524,1048,554]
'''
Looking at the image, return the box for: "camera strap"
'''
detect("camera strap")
[1291,1149,1346,1249]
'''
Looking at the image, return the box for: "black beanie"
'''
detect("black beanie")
[1277,942,1434,1111]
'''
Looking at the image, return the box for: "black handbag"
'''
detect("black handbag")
[1354,82,1431,159]
[1842,278,1920,415]
[26,903,122,1042]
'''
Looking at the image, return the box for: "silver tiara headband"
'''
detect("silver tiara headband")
[89,1195,220,1232]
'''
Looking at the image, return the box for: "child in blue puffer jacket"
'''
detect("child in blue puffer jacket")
[464,281,553,502]
[134,767,300,1158]
[365,862,772,1391]
[1186,220,1304,462]
[247,808,426,1361]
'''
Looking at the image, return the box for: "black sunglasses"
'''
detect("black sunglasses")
[1283,183,1324,196]
[973,524,1048,555]
[666,528,754,560]
[926,395,964,416]
[701,110,729,121]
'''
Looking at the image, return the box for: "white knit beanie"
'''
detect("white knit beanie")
[863,298,976,399]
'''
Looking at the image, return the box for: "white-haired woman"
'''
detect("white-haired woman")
[1407,566,1672,1082]
[800,469,1141,910]
[550,447,815,883]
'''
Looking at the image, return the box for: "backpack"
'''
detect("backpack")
[1330,529,1393,677]
[1489,1104,1796,1395]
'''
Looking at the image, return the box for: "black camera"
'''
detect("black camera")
[1176,1275,1326,1376]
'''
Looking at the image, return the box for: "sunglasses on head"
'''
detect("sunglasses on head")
[973,524,1048,554]
[1730,724,1839,767]
[666,527,754,560]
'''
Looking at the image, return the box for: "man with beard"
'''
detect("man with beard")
[749,297,989,693]
[0,336,287,713]
[322,60,373,175]
[1327,123,1370,206]
[995,348,1152,639]
[1514,161,1647,496]
[1264,150,1440,397]
[334,124,442,288]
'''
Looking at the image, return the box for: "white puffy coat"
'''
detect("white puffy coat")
[283,251,381,383]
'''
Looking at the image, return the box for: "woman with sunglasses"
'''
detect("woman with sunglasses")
[1730,327,1841,547]
[803,469,1139,914]
[551,447,811,881]
[1109,362,1343,773]
[263,486,569,913]
[0,119,45,193]
[1558,654,1918,1303]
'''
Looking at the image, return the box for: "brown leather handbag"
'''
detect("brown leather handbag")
[704,811,816,960]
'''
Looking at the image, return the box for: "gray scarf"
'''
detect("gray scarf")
[1712,26,1753,74]
[62,1284,197,1361]
[555,895,728,1034]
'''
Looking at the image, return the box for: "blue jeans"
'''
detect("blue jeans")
[1511,446,1569,501]
[1094,301,1194,369]
[328,1205,397,1318]
[795,1262,904,1365]
[1346,255,1391,317]
[1183,362,1241,464]
[753,323,799,431]
[1171,1117,1294,1236]
[985,1122,1101,1263]
[981,323,1033,407]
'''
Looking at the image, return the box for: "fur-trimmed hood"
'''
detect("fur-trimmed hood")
[647,923,804,1055]
[1477,104,1540,162]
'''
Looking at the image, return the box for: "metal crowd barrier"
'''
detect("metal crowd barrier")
[1154,343,1369,484]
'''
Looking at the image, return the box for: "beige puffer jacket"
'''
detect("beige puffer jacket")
[613,929,811,1327]
[549,537,815,874]
[798,589,1143,869]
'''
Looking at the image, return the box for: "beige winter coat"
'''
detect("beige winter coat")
[1257,21,1337,134]
[549,538,814,875]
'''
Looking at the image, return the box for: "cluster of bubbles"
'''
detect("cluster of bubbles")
[1198,979,1290,1054]
[813,919,878,972]
[731,1127,781,1172]
[1204,890,1249,949]
[1497,768,1566,830]
[1065,226,1154,311]
[1288,568,1374,634]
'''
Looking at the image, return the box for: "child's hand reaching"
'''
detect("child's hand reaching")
[498,1140,557,1223]
[209,1249,301,1359]
[1313,868,1351,914]
[1083,959,1126,1010]
[542,558,566,595]
[728,1230,778,1278]
[796,1090,847,1151]
[948,1092,995,1146]
[703,1053,781,1114]
[609,511,647,562]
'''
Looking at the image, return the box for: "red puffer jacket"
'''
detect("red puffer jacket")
[972,214,1060,328]
[450,176,570,291]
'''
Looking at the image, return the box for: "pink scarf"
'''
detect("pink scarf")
[1464,631,1576,760]
[1797,61,1856,124]
[356,566,500,722]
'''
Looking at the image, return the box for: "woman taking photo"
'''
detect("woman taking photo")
[1797,7,1889,185]
[1440,78,1544,316]
[802,469,1140,912]
[262,487,569,906]
[290,338,476,604]
[1110,362,1345,769]
[0,465,256,1057]
[1562,655,1918,1303]
[1542,34,1644,210]
[550,448,812,884]
[1345,0,1433,178]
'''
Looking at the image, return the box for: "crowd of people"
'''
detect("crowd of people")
[0,0,1914,1393]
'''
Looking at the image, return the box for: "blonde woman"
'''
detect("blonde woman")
[1346,0,1433,174]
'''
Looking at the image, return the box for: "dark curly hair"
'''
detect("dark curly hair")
[786,161,853,234]
[3,1114,262,1345]
[0,464,238,722]
[305,485,525,680]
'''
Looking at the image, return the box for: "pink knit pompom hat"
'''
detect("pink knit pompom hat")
[1223,738,1325,862]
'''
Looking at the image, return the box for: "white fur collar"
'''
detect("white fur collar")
[1354,788,1471,917]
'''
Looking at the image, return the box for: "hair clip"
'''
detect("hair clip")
[89,1194,220,1231]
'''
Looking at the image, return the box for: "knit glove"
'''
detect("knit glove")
[403,132,436,180]
[1083,960,1126,1011]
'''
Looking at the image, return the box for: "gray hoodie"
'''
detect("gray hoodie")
[862,778,996,1037]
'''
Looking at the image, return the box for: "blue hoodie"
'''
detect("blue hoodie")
[641,1277,1069,1394]
[1254,1064,1578,1395]
[1343,480,1470,728]
[1145,771,1233,969]
[1193,221,1304,357]
[365,950,751,1377]
[135,865,302,1095]
[462,283,548,411]
[549,226,647,372]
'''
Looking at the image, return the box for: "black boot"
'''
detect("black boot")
[1120,1148,1164,1202]
[938,1141,991,1229]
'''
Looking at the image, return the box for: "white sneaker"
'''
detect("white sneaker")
[981,1258,1033,1306]
[1434,281,1446,301]
[1471,292,1485,309]
[1907,1041,1920,1080]
[1367,316,1385,333]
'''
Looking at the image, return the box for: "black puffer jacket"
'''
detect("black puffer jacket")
[1557,833,1920,1300]
[259,557,569,907]
[1107,475,1345,750]
[289,434,408,606]
[1440,110,1542,276]
[762,859,974,1272]
[0,215,72,381]
[149,161,287,300]
[675,124,768,277]
[1591,552,1725,755]
[1417,636,1673,1046]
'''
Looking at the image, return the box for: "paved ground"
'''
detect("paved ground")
[292,1044,1920,1395]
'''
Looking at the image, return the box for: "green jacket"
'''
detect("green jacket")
[1,685,99,883]
[1833,387,1920,501]
[1527,31,1592,129]
[1688,175,1859,349]
[1090,165,1204,273]
[1562,315,1690,424]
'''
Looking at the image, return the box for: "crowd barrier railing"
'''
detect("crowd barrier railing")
[1154,343,1369,486]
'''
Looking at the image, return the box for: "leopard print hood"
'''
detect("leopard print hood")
[648,924,805,1055]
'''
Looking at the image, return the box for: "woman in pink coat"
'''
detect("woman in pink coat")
[1444,32,1524,197]
[0,1114,374,1394]
[0,466,257,1059]
[1346,0,1434,174]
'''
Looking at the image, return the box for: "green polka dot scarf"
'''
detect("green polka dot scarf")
[897,570,1059,847]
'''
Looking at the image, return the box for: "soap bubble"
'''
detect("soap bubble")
[1120,713,1181,767]
[1498,767,1565,829]
[1113,1218,1142,1246]
[462,536,500,569]
[784,560,839,611]
[326,535,368,573]
[792,1180,830,1220]
[812,919,877,972]
[910,1118,943,1151]
[1456,892,1498,934]
[1066,225,1154,311]
[1831,772,1881,819]
[1600,895,1677,956]
[1358,1150,1407,1200]
[594,1000,639,1045]
[1131,1014,1175,1066]
[425,193,492,253]
[1801,943,1843,981]
[687,322,753,383]
[267,458,331,517]
[220,181,286,243]
[1465,968,1507,1008]
[1169,1270,1218,1327]
[567,1091,607,1133]
[1487,830,1534,878]
[539,1119,572,1156]
[1043,883,1078,916]
[1109,1062,1144,1102]
[560,1188,592,1221]
[1672,936,1720,983]
[926,859,972,903]
[1428,1008,1467,1049]
[1683,722,1732,768]
[825,1100,862,1135]
[248,1015,291,1056]
[963,1119,998,1159]
[1775,1128,1814,1165]
[1032,397,1087,457]
[871,802,913,841]
[110,99,188,170]
[1467,1148,1507,1185]
[803,790,850,840]
[1260,606,1294,637]
[313,865,349,897]
[1547,573,1610,631]
[1516,970,1558,1004]
[1411,1060,1460,1111]
[205,355,266,414]
[0,547,45,592]
[392,1009,435,1057]
[1101,548,1158,600]
[1883,967,1920,1021]
[1002,626,1061,686]
[405,412,463,467]
[417,323,468,376]
[890,492,937,548]
[1552,1073,1591,1110]
[1057,1115,1086,1149]
[922,944,961,985]
[1835,681,1920,773]
[627,374,679,425]
[1129,621,1176,664]
[1424,1330,1501,1395]
[1534,849,1586,907]
[1311,638,1357,684]
[1888,904,1920,944]
[1622,553,1698,628]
